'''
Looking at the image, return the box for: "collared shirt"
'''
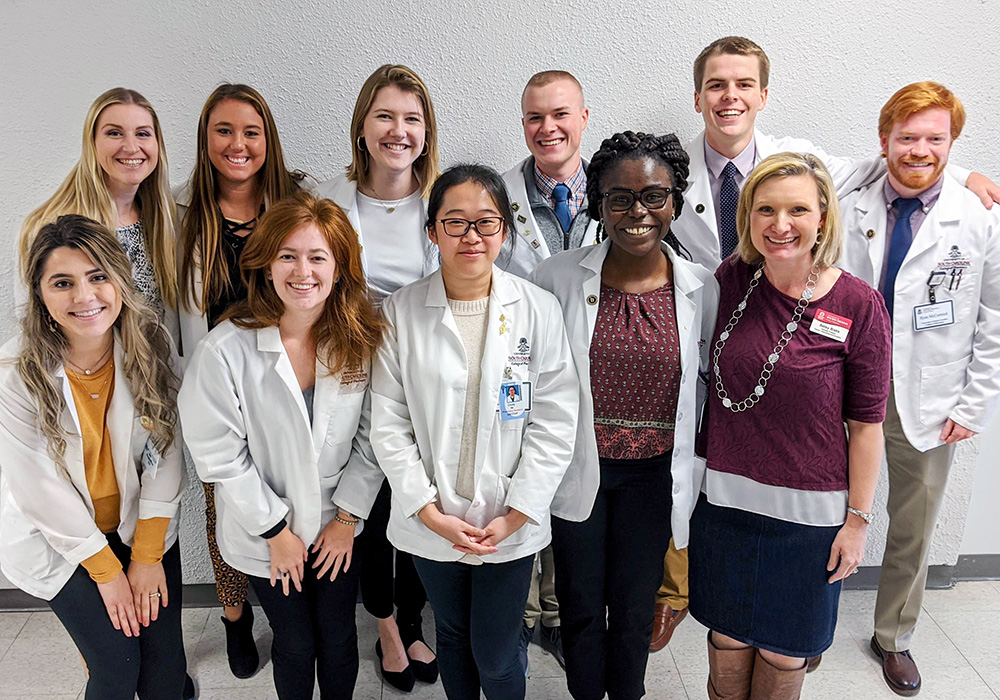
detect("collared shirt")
[534,161,587,220]
[705,137,756,228]
[878,176,945,290]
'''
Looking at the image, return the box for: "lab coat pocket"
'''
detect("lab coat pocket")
[494,474,532,547]
[0,502,57,580]
[918,355,971,427]
[325,402,363,446]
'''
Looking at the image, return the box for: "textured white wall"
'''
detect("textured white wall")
[2,0,998,587]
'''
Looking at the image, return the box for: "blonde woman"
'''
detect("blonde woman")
[0,215,187,700]
[176,82,310,678]
[19,88,178,339]
[316,64,441,691]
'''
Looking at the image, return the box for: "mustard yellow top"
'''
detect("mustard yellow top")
[67,359,170,583]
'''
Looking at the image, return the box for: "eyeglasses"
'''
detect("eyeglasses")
[602,187,676,212]
[433,217,504,237]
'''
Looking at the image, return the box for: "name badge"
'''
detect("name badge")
[809,309,852,342]
[141,438,161,474]
[913,300,955,331]
[499,381,532,421]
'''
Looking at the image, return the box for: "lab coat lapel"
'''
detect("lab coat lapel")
[903,175,963,272]
[857,184,888,283]
[475,270,517,474]
[257,327,312,433]
[106,339,136,500]
[669,249,702,374]
[310,359,340,455]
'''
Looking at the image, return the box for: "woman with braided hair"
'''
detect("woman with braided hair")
[530,131,719,700]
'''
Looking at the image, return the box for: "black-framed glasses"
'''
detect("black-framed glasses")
[602,186,676,212]
[433,217,504,237]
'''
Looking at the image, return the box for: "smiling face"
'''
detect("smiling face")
[600,157,675,261]
[748,173,824,267]
[521,78,589,180]
[361,85,426,179]
[207,98,267,188]
[270,223,337,321]
[881,107,953,196]
[94,103,159,196]
[695,53,768,156]
[40,246,122,347]
[428,181,508,284]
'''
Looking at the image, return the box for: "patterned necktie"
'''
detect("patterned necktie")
[552,183,573,233]
[883,197,922,319]
[718,161,740,259]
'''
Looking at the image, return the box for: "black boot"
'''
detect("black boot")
[221,602,260,679]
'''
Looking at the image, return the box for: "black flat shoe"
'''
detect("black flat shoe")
[220,602,260,679]
[376,639,415,692]
[406,641,439,684]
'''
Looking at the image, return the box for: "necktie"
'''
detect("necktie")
[883,197,922,319]
[552,183,573,233]
[718,161,740,259]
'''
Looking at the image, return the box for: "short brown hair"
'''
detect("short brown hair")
[226,192,384,375]
[523,70,583,95]
[693,37,770,91]
[878,81,965,140]
[736,152,843,269]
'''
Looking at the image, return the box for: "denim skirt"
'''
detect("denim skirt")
[688,494,842,657]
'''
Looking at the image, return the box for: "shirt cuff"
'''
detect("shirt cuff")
[81,544,123,583]
[131,517,170,565]
[260,519,288,540]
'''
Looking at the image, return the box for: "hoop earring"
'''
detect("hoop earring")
[420,142,429,157]
[357,135,366,152]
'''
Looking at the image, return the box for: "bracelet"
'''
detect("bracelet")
[334,512,359,526]
[847,507,873,524]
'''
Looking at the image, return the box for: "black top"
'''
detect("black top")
[207,217,257,329]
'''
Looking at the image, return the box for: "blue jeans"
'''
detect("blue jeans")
[413,555,534,700]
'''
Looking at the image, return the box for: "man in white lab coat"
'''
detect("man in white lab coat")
[839,81,1000,697]
[653,36,1000,656]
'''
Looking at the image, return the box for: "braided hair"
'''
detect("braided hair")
[586,131,691,258]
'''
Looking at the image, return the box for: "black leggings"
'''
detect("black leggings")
[248,547,362,700]
[356,480,427,639]
[48,535,186,700]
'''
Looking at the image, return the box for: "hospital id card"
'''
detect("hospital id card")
[809,309,852,342]
[499,381,532,421]
[913,300,955,331]
[141,438,161,475]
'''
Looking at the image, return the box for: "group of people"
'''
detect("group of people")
[1,35,998,700]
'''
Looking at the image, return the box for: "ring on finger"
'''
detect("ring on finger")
[851,568,859,575]
[149,592,161,598]
[280,571,290,579]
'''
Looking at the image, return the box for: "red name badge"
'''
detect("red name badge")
[810,309,852,342]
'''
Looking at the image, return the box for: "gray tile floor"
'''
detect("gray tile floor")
[1,581,999,699]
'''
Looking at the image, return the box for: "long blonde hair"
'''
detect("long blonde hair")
[18,88,178,309]
[179,84,305,314]
[346,65,440,198]
[19,215,179,468]
[225,192,384,375]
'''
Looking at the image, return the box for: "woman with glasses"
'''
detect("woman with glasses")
[317,64,441,692]
[529,131,719,700]
[370,164,579,700]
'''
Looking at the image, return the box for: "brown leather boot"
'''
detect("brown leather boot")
[749,650,806,700]
[707,632,756,700]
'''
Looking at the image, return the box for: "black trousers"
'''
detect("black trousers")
[414,555,534,700]
[48,535,186,700]
[552,454,673,700]
[248,547,361,700]
[356,480,427,639]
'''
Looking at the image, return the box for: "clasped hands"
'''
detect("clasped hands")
[418,502,529,556]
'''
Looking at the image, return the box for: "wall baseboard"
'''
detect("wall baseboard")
[4,556,999,611]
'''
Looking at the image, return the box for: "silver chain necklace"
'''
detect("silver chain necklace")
[713,263,820,412]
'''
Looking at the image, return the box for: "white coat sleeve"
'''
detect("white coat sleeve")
[0,379,108,565]
[370,299,439,517]
[504,298,580,525]
[332,387,385,520]
[138,346,187,521]
[178,341,288,535]
[951,216,1000,432]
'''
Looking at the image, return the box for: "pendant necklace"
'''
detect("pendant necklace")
[713,263,820,412]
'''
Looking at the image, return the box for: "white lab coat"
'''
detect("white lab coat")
[371,268,580,563]
[177,322,384,579]
[0,336,186,600]
[501,158,600,278]
[528,240,719,547]
[672,130,888,271]
[840,173,1000,451]
[314,173,439,299]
